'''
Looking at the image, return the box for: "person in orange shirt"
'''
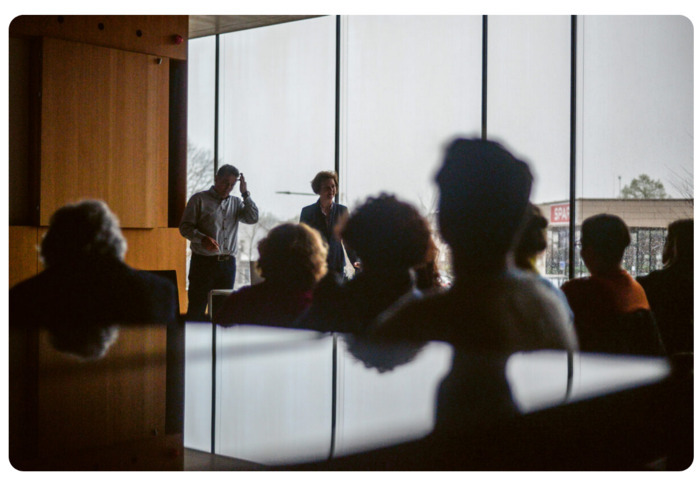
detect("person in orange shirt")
[562,214,663,355]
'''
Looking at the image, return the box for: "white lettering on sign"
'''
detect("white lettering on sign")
[550,204,570,224]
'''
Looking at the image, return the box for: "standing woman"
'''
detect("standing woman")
[300,171,358,279]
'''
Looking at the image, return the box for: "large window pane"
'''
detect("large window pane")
[342,15,483,279]
[214,17,337,460]
[183,35,216,452]
[578,16,693,277]
[487,16,572,283]
[215,328,334,464]
[334,338,452,457]
[218,17,337,288]
[187,36,217,198]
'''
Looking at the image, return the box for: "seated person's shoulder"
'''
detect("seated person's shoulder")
[128,269,178,324]
[503,271,579,350]
[502,270,559,301]
[214,283,279,326]
[560,275,593,296]
[294,272,345,331]
[372,290,450,342]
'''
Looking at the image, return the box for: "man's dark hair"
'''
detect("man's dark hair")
[436,138,533,271]
[664,218,693,265]
[581,214,631,266]
[216,164,240,178]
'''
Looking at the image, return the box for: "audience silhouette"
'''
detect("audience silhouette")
[561,214,664,355]
[371,138,578,432]
[9,200,177,359]
[297,193,434,335]
[637,219,693,355]
[373,139,577,352]
[514,203,574,324]
[213,222,328,328]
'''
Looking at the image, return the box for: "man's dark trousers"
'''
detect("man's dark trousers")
[186,253,236,321]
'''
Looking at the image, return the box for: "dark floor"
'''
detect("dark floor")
[183,448,266,471]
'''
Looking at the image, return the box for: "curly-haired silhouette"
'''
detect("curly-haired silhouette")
[213,222,328,328]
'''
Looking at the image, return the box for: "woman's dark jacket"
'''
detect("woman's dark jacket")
[300,200,357,276]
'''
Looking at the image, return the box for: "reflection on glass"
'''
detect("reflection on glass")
[506,350,570,413]
[335,336,452,457]
[206,324,671,466]
[568,352,671,402]
[184,323,213,451]
[215,327,334,464]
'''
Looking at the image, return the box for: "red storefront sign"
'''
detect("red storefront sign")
[550,203,570,224]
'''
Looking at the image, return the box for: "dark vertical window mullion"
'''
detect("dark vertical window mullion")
[565,15,578,403]
[481,15,488,140]
[211,33,221,456]
[334,15,341,202]
[328,15,341,461]
[568,16,578,280]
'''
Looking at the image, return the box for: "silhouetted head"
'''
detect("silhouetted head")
[663,218,693,266]
[436,138,533,274]
[514,203,549,273]
[256,223,328,290]
[580,214,630,273]
[342,194,432,272]
[40,200,127,268]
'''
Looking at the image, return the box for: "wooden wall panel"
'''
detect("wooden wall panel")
[9,15,188,61]
[8,38,38,225]
[37,326,168,454]
[9,226,40,287]
[123,228,187,314]
[40,37,169,228]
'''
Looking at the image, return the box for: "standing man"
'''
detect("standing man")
[180,164,259,321]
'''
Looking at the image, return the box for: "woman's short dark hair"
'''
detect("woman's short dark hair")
[40,200,127,268]
[341,193,431,270]
[310,171,339,194]
[256,223,328,290]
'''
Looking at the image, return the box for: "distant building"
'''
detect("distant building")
[537,198,693,285]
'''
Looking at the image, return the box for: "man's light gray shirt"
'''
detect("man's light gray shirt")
[179,186,259,257]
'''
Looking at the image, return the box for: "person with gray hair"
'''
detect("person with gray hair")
[10,200,177,359]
